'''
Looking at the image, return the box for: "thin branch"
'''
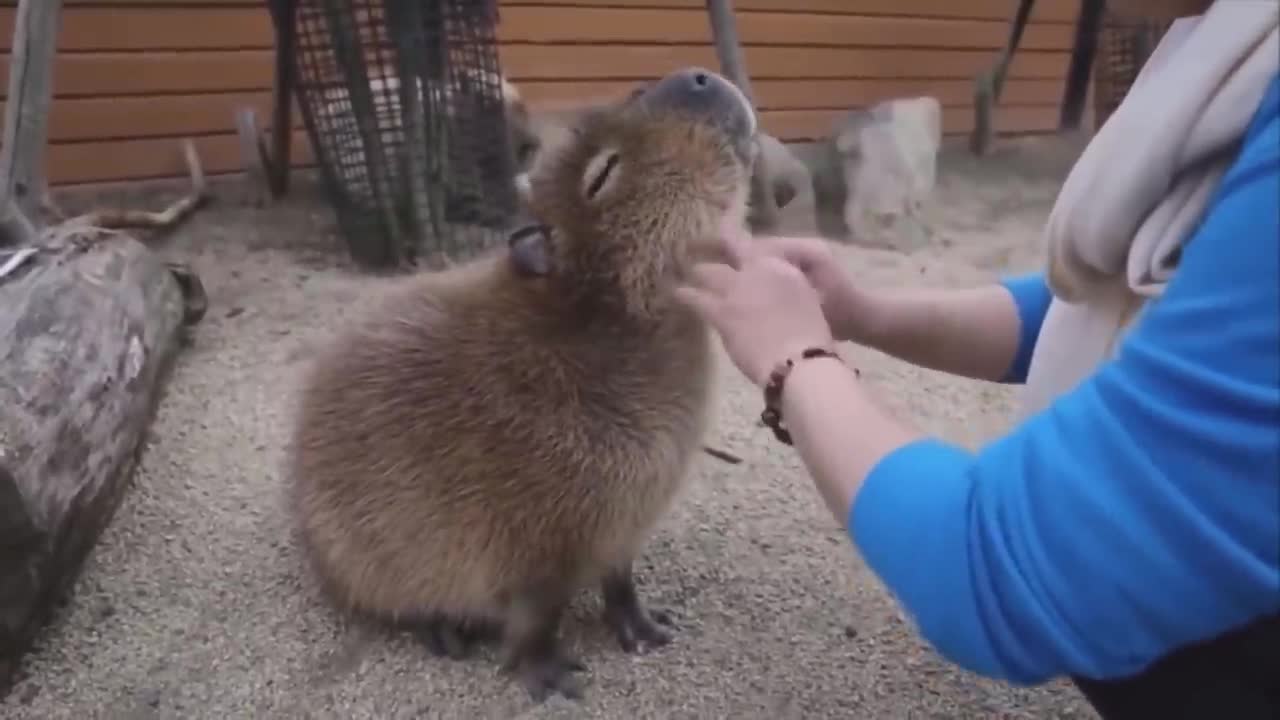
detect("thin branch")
[40,189,67,223]
[62,140,208,231]
[0,246,39,283]
[702,444,743,465]
[236,107,272,205]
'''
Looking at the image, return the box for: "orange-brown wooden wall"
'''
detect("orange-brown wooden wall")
[0,0,1082,187]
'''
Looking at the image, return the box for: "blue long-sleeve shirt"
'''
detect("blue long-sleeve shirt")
[849,73,1280,685]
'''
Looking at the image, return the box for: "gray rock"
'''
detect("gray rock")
[833,96,942,251]
[752,132,815,231]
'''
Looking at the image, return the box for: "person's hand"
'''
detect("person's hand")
[746,235,865,343]
[675,231,836,387]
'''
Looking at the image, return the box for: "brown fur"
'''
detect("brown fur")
[286,79,752,698]
[502,81,541,175]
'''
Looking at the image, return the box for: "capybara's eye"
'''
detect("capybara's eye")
[583,150,621,201]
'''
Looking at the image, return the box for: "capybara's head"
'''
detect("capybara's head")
[509,67,758,304]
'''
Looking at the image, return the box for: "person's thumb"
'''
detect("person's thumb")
[672,285,718,322]
[772,237,831,274]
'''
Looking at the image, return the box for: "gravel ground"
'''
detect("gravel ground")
[4,137,1100,719]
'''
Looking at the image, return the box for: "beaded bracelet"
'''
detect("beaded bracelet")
[760,346,858,445]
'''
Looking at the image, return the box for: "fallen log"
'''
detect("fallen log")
[0,223,204,695]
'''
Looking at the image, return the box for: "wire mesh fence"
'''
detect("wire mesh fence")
[1092,12,1172,130]
[285,0,519,269]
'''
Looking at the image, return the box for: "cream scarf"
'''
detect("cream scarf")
[1019,0,1280,419]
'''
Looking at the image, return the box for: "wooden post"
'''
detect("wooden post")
[266,0,299,197]
[1060,0,1105,131]
[705,0,779,233]
[705,0,755,105]
[970,0,1037,155]
[0,0,62,246]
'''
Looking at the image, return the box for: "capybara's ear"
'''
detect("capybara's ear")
[626,83,649,102]
[514,172,533,209]
[507,223,553,277]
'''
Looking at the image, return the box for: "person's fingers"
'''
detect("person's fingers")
[771,237,827,274]
[672,285,718,320]
[715,227,756,270]
[714,215,755,268]
[754,256,808,294]
[685,261,737,296]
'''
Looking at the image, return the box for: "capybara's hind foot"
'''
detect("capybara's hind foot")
[504,645,588,702]
[602,565,674,654]
[502,585,587,702]
[417,614,499,660]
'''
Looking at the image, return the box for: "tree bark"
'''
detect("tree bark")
[0,0,62,246]
[970,0,1037,155]
[705,0,780,233]
[0,230,196,695]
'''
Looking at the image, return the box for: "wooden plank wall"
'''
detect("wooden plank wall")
[0,0,1081,187]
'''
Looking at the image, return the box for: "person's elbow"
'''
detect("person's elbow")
[848,438,1063,686]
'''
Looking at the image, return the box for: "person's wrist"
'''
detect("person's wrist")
[773,351,855,422]
[755,335,836,389]
[758,345,852,445]
[786,352,849,387]
[829,281,878,344]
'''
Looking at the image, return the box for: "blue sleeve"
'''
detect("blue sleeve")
[849,76,1280,685]
[997,273,1053,384]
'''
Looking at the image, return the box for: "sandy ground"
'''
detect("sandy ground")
[4,137,1101,719]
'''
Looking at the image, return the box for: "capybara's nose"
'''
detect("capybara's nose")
[634,66,758,142]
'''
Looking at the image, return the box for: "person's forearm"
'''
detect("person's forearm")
[836,284,1026,384]
[776,354,924,526]
[774,351,1039,683]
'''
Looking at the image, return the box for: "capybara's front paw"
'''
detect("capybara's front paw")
[605,600,674,654]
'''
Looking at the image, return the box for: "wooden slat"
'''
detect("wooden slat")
[498,0,1081,23]
[45,104,1060,185]
[763,104,1061,141]
[0,7,274,52]
[0,46,1067,98]
[498,45,1069,82]
[0,6,1075,52]
[752,78,1063,109]
[42,0,1081,21]
[7,91,280,142]
[48,131,315,186]
[10,79,1063,143]
[515,77,1066,111]
[0,51,274,97]
[57,1,261,5]
[496,8,1075,50]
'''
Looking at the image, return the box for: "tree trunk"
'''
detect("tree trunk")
[0,0,62,246]
[0,231,196,695]
[705,0,780,233]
